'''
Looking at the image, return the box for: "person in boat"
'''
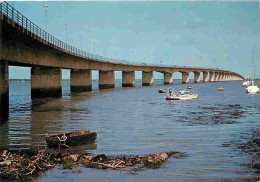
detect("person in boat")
[168,88,175,97]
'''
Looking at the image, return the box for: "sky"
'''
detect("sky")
[7,0,260,79]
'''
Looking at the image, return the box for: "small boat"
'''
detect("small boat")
[218,87,224,91]
[242,80,250,87]
[158,89,166,93]
[187,86,192,89]
[46,130,97,147]
[242,74,251,87]
[246,81,260,94]
[165,89,198,100]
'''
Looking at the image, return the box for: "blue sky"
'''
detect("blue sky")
[8,1,260,79]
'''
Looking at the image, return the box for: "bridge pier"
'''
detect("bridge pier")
[99,70,115,89]
[142,71,153,86]
[223,74,227,81]
[71,69,92,92]
[214,72,219,82]
[194,72,200,83]
[122,71,135,87]
[0,62,9,120]
[219,73,223,81]
[164,73,173,85]
[31,67,62,98]
[209,72,214,82]
[182,72,189,84]
[203,72,208,83]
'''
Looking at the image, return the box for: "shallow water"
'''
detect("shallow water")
[0,79,259,181]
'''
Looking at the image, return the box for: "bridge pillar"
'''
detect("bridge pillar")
[71,69,92,92]
[203,72,208,83]
[194,72,200,83]
[0,62,9,120]
[214,72,219,82]
[99,70,115,89]
[226,75,229,81]
[142,71,153,86]
[31,67,62,98]
[209,72,214,82]
[223,74,227,81]
[219,73,223,81]
[122,71,135,87]
[164,73,173,85]
[182,72,189,84]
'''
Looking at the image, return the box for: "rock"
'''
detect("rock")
[63,154,79,163]
[80,155,93,166]
[92,154,108,162]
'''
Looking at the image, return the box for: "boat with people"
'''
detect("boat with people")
[46,130,97,148]
[165,89,198,100]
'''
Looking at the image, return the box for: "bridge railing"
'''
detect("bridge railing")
[0,1,227,72]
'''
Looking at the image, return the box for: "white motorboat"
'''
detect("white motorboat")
[246,81,259,94]
[165,89,198,100]
[246,85,259,94]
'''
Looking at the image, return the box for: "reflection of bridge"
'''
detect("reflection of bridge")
[0,2,244,119]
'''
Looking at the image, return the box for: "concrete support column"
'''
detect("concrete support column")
[214,72,219,82]
[203,72,208,83]
[219,73,223,81]
[122,71,135,87]
[0,62,9,120]
[99,70,115,89]
[31,67,62,98]
[164,73,173,85]
[142,71,153,86]
[71,69,92,92]
[226,75,229,81]
[194,72,200,83]
[222,74,225,81]
[218,73,221,81]
[209,72,214,82]
[182,72,189,84]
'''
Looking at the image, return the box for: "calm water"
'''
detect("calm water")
[0,79,259,181]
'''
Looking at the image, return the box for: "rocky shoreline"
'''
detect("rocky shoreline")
[0,150,186,181]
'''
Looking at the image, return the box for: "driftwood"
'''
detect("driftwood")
[0,150,186,180]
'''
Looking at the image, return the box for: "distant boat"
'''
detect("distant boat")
[242,74,250,86]
[218,87,224,91]
[187,86,192,89]
[158,89,166,93]
[165,89,198,100]
[246,84,259,94]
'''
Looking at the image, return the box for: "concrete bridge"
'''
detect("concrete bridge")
[0,2,244,119]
